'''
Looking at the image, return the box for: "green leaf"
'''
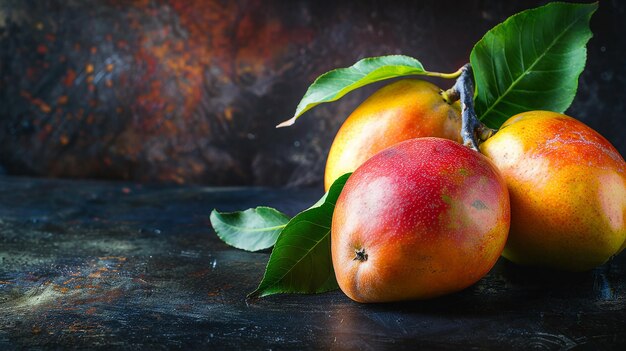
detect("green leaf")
[210,207,289,252]
[470,2,598,128]
[277,55,425,127]
[249,173,351,298]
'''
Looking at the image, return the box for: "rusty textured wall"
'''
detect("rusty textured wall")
[1,0,624,187]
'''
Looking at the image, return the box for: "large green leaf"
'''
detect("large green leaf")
[248,173,351,298]
[210,207,289,252]
[470,2,597,128]
[277,55,426,127]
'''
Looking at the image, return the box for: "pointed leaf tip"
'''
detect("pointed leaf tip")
[276,118,295,128]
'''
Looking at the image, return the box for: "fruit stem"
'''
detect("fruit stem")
[442,64,496,151]
[424,66,465,80]
[353,248,368,262]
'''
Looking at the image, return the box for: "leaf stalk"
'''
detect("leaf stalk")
[423,66,465,80]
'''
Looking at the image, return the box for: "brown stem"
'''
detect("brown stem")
[443,64,496,151]
[353,248,368,262]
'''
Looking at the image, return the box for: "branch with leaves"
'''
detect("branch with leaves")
[210,2,598,298]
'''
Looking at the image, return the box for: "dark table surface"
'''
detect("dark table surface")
[0,176,625,350]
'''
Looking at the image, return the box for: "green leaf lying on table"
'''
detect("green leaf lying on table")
[249,173,351,298]
[210,174,351,298]
[471,2,597,128]
[210,207,290,252]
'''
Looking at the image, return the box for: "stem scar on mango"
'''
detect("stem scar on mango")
[353,248,368,262]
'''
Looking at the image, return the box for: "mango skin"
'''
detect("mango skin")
[324,79,462,191]
[332,138,510,302]
[480,111,626,271]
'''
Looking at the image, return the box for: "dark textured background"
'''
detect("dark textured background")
[1,0,624,187]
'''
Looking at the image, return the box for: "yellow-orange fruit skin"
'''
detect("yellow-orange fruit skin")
[480,111,626,271]
[332,138,510,303]
[324,79,461,191]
